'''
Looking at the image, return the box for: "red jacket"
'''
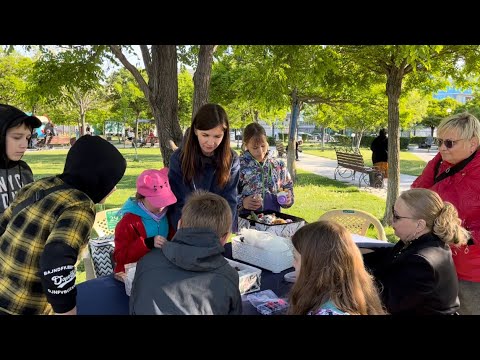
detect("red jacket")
[113,213,151,273]
[411,150,480,281]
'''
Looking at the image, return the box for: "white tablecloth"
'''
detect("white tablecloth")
[352,233,394,248]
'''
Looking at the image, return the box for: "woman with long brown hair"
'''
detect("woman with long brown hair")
[167,103,240,232]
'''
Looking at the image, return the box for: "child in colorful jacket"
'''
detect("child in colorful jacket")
[114,168,177,273]
[238,123,294,215]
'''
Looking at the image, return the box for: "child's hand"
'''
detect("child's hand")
[244,194,263,210]
[286,190,293,205]
[154,235,167,248]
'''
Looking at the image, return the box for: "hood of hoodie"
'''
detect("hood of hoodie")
[162,227,227,272]
[0,104,41,168]
[59,135,127,203]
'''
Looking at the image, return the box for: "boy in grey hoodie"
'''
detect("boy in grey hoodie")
[130,190,242,315]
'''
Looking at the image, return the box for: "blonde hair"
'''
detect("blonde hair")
[399,188,470,246]
[437,112,480,144]
[287,220,386,315]
[180,190,232,239]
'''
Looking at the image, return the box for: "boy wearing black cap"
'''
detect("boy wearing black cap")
[0,135,127,315]
[0,104,42,215]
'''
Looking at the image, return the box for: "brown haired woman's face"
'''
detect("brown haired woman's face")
[194,124,225,156]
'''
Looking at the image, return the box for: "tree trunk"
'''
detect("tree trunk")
[287,90,300,182]
[383,66,404,225]
[110,45,183,167]
[80,112,86,136]
[192,45,216,120]
[149,46,182,167]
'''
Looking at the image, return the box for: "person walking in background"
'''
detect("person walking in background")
[44,117,55,136]
[425,135,434,152]
[0,136,127,315]
[411,112,480,314]
[167,103,240,233]
[370,128,388,178]
[0,104,42,215]
[287,220,385,315]
[238,122,294,215]
[130,190,242,315]
[114,168,177,273]
[363,188,469,315]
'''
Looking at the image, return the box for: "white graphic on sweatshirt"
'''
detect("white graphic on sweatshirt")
[43,265,74,276]
[50,269,76,289]
[0,174,23,209]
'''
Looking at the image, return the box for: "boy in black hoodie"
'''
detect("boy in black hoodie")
[0,135,127,315]
[0,104,42,215]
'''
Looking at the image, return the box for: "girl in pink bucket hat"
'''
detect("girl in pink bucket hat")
[113,168,177,273]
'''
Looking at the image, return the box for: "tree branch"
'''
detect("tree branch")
[109,45,150,98]
[140,45,152,75]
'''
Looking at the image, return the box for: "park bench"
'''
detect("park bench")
[334,148,384,188]
[48,135,73,148]
[275,140,285,157]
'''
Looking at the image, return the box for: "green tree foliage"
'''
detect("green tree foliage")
[178,66,194,129]
[0,49,35,108]
[334,45,480,224]
[421,97,461,136]
[106,68,150,128]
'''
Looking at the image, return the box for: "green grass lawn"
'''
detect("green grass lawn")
[301,145,426,176]
[24,145,398,284]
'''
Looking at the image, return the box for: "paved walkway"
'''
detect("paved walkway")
[279,147,439,200]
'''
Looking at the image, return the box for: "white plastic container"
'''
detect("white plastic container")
[231,235,294,273]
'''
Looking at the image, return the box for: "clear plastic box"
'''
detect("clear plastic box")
[247,289,289,315]
[231,235,294,273]
[225,258,262,295]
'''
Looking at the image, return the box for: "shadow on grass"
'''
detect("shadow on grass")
[295,170,360,193]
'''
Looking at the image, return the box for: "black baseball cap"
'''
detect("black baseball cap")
[0,104,42,130]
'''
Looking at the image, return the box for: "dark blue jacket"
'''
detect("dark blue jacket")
[167,148,240,232]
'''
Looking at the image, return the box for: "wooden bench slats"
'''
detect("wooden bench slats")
[334,148,383,188]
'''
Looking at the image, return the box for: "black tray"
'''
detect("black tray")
[239,210,306,227]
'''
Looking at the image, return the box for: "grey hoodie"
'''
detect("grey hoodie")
[130,227,242,315]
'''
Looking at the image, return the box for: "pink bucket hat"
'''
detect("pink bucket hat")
[136,168,177,209]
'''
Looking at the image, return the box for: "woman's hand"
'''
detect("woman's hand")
[243,194,263,211]
[153,235,167,248]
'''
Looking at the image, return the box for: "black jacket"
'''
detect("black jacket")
[363,233,460,315]
[370,135,388,163]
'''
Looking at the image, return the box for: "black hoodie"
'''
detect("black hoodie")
[59,135,127,203]
[0,135,127,315]
[0,104,42,214]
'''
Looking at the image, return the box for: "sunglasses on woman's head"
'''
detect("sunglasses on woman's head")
[435,138,465,149]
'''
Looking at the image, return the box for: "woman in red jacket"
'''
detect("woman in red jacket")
[411,112,480,314]
[113,168,177,273]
